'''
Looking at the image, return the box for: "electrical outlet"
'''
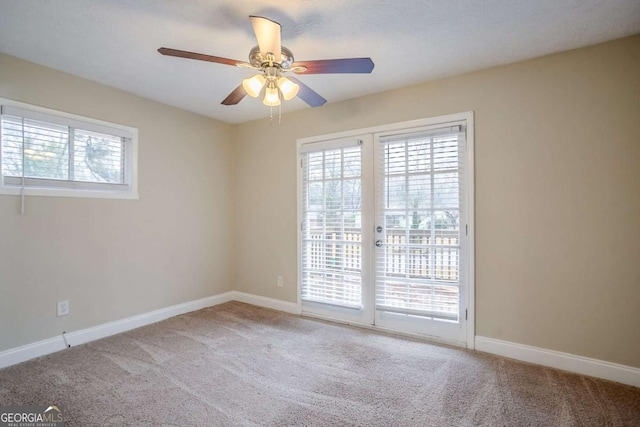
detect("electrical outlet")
[57,300,70,317]
[277,276,284,287]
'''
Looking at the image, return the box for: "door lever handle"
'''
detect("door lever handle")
[375,240,383,247]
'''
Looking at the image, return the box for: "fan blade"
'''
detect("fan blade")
[292,58,375,74]
[158,47,246,67]
[221,85,247,105]
[288,77,326,107]
[250,16,281,63]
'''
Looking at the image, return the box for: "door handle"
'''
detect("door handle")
[375,240,383,247]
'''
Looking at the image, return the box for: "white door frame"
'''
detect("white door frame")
[297,112,475,349]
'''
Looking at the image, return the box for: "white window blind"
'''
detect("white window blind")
[301,140,363,308]
[375,125,465,321]
[0,103,136,196]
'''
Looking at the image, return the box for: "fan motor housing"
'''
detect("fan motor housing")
[249,45,294,70]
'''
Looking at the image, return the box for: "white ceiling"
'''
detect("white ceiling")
[1,0,638,124]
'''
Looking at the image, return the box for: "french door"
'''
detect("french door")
[298,135,374,324]
[298,114,473,347]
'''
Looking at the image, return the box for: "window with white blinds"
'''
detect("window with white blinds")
[300,141,363,308]
[375,126,465,321]
[0,101,137,198]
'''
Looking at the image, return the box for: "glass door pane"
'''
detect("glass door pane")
[374,127,467,344]
[301,146,363,307]
[300,135,374,324]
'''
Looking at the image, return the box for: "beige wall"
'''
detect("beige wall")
[233,35,640,368]
[0,53,235,351]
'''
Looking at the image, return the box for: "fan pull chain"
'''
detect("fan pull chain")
[268,105,282,126]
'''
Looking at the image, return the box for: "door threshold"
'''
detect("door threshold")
[301,311,468,349]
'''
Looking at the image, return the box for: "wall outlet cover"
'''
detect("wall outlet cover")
[57,300,70,317]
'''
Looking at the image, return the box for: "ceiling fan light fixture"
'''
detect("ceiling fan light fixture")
[242,74,266,97]
[158,15,373,111]
[263,85,281,106]
[277,76,299,101]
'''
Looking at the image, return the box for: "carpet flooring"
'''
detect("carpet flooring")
[1,301,639,426]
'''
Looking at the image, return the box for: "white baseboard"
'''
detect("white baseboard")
[231,291,300,315]
[0,291,234,369]
[0,336,70,370]
[0,291,299,369]
[66,292,235,347]
[4,294,639,389]
[475,336,640,388]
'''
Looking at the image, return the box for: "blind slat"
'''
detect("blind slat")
[1,105,133,139]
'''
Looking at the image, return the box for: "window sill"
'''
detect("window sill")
[0,186,139,200]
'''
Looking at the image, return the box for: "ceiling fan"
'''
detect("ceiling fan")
[158,16,374,109]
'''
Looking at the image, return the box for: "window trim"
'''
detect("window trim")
[0,97,139,200]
